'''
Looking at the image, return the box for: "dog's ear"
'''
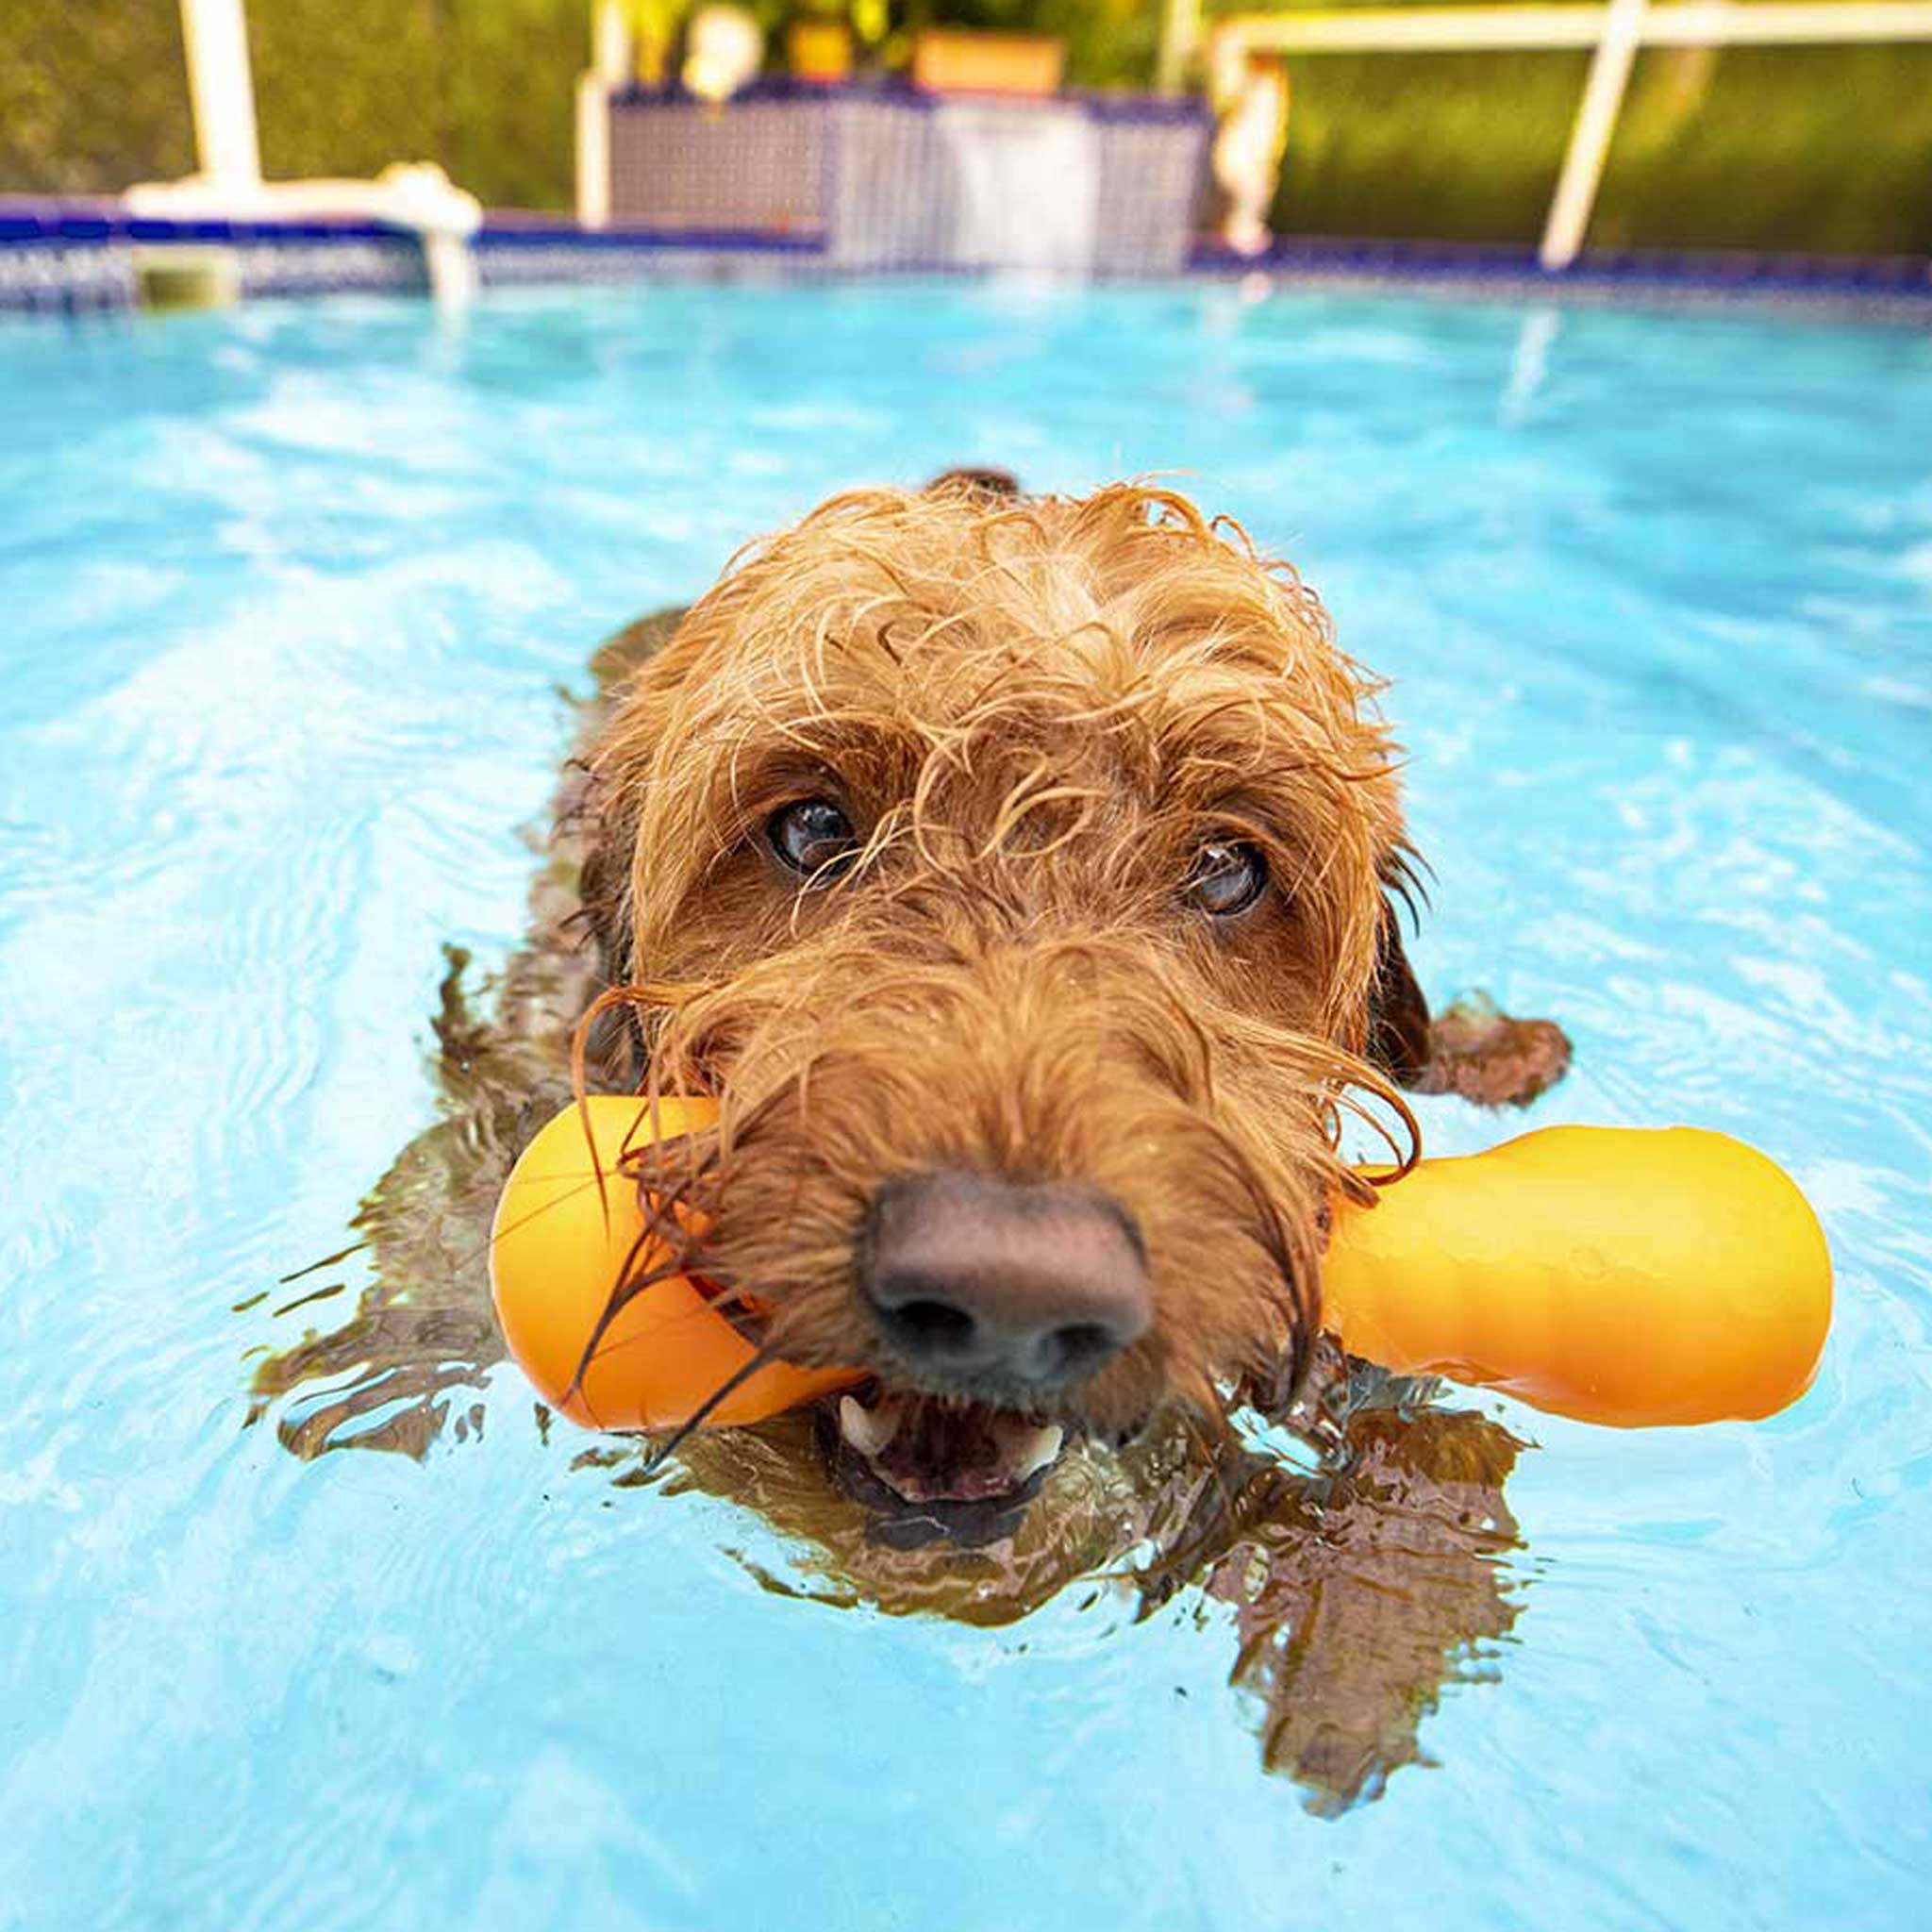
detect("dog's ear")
[1365,892,1432,1089]
[574,606,691,989]
[577,805,631,986]
[925,466,1022,501]
[588,605,687,702]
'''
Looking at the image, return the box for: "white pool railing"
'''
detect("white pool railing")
[131,0,482,307]
[1164,1,1932,270]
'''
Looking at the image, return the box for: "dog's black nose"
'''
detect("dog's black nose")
[858,1170,1152,1389]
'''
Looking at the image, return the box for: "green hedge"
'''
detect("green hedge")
[4,0,1929,251]
[1598,43,1932,255]
[247,0,585,211]
[1264,39,1932,255]
[1264,49,1590,245]
[0,0,584,210]
[0,1,195,195]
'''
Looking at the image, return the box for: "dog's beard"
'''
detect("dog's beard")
[612,933,1396,1515]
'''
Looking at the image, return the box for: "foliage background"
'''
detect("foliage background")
[3,0,1928,254]
[0,0,582,211]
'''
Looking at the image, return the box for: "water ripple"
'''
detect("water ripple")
[3,283,1931,1932]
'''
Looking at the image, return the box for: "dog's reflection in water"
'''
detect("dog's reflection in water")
[251,942,1523,1818]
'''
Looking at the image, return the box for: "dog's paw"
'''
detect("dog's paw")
[1416,992,1572,1108]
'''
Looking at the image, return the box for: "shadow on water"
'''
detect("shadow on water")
[246,627,1529,1817]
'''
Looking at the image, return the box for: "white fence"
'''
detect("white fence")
[1163,2,1932,266]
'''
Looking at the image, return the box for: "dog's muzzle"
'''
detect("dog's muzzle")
[858,1168,1151,1391]
[832,1168,1153,1507]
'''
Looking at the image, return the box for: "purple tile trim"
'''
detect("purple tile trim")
[476,222,824,254]
[1188,236,1932,310]
[608,78,1211,127]
[1,194,1925,317]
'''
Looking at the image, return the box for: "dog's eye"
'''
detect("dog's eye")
[767,798,859,881]
[1184,839,1268,918]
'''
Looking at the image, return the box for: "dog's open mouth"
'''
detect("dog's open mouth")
[832,1387,1065,1504]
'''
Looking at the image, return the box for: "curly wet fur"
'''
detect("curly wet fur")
[575,483,1424,1442]
[247,477,1557,1812]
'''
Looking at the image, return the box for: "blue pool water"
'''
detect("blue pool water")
[3,281,1930,1931]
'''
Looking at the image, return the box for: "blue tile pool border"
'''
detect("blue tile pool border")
[2,198,1926,321]
[1190,235,1932,322]
[607,75,1214,127]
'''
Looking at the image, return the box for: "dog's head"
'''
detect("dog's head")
[585,484,1413,1513]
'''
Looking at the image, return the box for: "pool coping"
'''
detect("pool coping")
[2,198,1927,321]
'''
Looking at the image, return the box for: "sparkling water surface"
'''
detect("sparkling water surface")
[2,281,1930,1931]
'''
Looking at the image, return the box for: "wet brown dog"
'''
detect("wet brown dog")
[254,475,1566,1810]
[572,479,1567,1504]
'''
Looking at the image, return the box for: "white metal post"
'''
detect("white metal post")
[575,71,612,228]
[1157,0,1205,92]
[576,2,630,229]
[1540,0,1646,269]
[177,0,262,186]
[594,0,633,83]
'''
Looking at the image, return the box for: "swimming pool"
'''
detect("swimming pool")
[2,281,1929,1931]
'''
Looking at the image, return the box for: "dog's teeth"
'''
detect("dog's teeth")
[839,1394,902,1459]
[1011,1423,1064,1482]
